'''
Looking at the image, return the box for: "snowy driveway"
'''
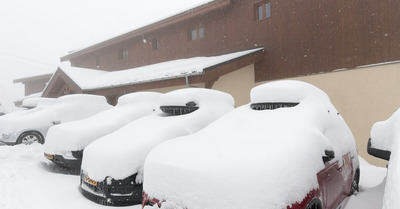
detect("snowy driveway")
[0,144,386,209]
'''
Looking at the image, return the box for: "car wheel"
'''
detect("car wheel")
[350,169,360,194]
[17,132,44,145]
[305,198,322,209]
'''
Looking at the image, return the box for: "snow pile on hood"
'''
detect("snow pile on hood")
[0,94,112,144]
[81,88,234,182]
[143,80,358,209]
[370,108,400,209]
[44,92,162,157]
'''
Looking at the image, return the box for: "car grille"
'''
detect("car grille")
[250,102,299,110]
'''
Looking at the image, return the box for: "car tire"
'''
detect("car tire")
[17,131,44,145]
[350,169,360,194]
[305,198,322,209]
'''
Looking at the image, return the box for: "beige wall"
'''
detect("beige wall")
[148,62,400,166]
[256,62,400,166]
[212,64,255,107]
[148,84,205,94]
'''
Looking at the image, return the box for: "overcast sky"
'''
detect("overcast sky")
[0,0,213,110]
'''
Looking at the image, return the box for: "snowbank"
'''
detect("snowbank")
[81,88,234,182]
[143,80,358,209]
[44,92,162,157]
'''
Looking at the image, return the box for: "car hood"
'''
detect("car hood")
[44,102,159,156]
[81,102,234,182]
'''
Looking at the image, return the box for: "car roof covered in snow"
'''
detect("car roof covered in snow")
[143,80,358,209]
[22,97,57,108]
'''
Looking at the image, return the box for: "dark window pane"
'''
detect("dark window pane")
[191,29,197,40]
[199,27,204,39]
[258,5,263,20]
[265,2,271,18]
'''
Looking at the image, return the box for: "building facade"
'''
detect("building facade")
[44,0,400,165]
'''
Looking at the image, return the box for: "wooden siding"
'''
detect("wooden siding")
[65,0,400,82]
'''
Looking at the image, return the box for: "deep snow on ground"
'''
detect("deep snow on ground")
[0,144,386,209]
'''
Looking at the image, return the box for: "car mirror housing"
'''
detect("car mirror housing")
[322,150,335,164]
[367,138,391,161]
[52,120,61,125]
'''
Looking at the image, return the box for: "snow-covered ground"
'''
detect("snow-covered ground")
[0,143,387,209]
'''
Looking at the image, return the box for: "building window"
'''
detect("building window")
[256,1,271,20]
[189,26,204,41]
[119,49,129,60]
[152,39,159,50]
[199,27,204,39]
[96,56,100,68]
[190,28,197,40]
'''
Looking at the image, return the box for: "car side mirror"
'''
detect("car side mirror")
[52,120,61,125]
[322,150,335,164]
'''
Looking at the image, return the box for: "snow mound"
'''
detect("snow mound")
[143,80,358,209]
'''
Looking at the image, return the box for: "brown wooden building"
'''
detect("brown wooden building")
[57,0,400,81]
[14,73,53,96]
[43,0,400,164]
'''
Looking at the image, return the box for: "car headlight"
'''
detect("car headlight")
[1,133,10,139]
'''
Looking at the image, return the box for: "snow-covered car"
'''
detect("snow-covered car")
[368,108,400,208]
[79,88,235,206]
[0,94,112,145]
[142,80,360,209]
[0,98,57,119]
[43,92,162,171]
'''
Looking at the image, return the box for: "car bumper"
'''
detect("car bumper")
[44,150,83,172]
[80,171,142,206]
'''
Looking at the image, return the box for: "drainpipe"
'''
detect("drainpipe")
[185,75,197,88]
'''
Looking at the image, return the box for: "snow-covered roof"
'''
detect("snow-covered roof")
[59,48,263,91]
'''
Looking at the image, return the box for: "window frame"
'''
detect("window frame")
[118,49,129,60]
[188,26,205,41]
[255,1,271,21]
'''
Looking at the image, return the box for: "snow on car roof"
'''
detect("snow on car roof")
[117,92,163,106]
[22,97,57,108]
[60,48,263,91]
[143,80,358,209]
[250,79,329,104]
[44,92,162,155]
[80,88,234,182]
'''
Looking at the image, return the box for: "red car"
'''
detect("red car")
[142,80,360,209]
